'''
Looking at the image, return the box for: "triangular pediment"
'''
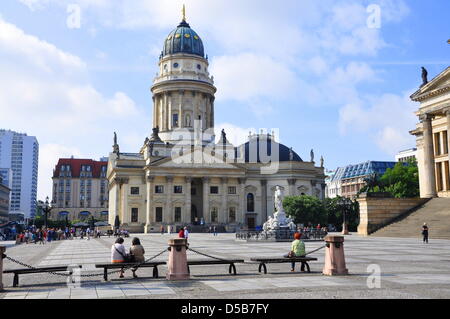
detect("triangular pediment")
[411,67,450,101]
[151,148,244,170]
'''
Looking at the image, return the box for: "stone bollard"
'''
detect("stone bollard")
[323,235,348,276]
[166,238,190,280]
[0,246,5,291]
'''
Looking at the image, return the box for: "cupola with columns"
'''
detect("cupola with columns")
[151,5,216,145]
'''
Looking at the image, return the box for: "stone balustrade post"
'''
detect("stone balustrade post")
[166,238,189,280]
[323,235,348,276]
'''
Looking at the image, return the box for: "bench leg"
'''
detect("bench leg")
[302,262,311,273]
[153,266,159,278]
[103,268,108,281]
[228,263,237,275]
[258,263,267,274]
[13,273,19,287]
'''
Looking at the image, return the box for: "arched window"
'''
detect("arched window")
[247,193,255,212]
[185,114,191,127]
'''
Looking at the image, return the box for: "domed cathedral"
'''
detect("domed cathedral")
[107,9,326,233]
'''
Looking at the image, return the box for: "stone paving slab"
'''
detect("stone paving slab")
[3,233,450,299]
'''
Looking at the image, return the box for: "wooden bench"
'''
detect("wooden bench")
[3,265,82,287]
[250,257,318,274]
[187,259,244,275]
[95,261,166,281]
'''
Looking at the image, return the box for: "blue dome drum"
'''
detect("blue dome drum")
[163,20,205,58]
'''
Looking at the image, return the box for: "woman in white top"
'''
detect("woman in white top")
[111,237,127,278]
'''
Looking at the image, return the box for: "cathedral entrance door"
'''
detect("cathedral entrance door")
[191,204,198,224]
[247,217,256,230]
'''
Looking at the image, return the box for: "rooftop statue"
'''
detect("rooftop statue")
[421,67,428,86]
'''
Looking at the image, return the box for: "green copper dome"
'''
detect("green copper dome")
[162,20,205,58]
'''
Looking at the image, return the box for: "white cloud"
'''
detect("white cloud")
[210,53,297,101]
[0,17,145,199]
[338,91,418,156]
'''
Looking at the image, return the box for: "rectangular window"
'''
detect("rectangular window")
[174,207,181,222]
[210,186,219,194]
[155,185,164,193]
[229,207,236,223]
[211,207,218,222]
[131,208,139,223]
[172,113,179,127]
[434,133,441,156]
[174,185,183,193]
[155,207,163,222]
[443,131,449,154]
[131,187,140,195]
[228,186,236,194]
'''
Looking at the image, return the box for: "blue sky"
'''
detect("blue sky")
[0,0,449,200]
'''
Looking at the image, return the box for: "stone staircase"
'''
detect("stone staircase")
[372,198,450,239]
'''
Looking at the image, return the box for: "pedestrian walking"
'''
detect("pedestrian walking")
[213,226,217,236]
[183,227,189,242]
[178,227,185,238]
[160,225,164,235]
[422,223,429,243]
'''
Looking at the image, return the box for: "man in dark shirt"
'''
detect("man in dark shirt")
[422,223,429,243]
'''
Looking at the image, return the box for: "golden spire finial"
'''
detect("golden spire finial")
[182,4,186,21]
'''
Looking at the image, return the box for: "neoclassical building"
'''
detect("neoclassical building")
[107,15,326,232]
[410,66,450,197]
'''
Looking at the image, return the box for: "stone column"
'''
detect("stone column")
[168,93,173,131]
[221,178,228,224]
[445,109,450,160]
[152,96,156,128]
[185,177,192,224]
[287,178,296,196]
[260,180,267,222]
[421,114,437,197]
[166,176,173,223]
[179,90,184,128]
[202,177,210,223]
[238,178,246,226]
[145,176,154,233]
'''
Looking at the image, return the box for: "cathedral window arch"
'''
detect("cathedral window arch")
[247,193,255,212]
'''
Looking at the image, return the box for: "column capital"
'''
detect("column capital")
[260,180,267,186]
[202,177,210,183]
[220,177,228,184]
[419,113,434,122]
[147,175,155,182]
[287,178,296,185]
[185,177,192,183]
[166,176,174,183]
[443,108,450,116]
[238,178,247,185]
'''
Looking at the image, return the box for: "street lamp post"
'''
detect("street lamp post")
[43,196,52,229]
[339,197,350,235]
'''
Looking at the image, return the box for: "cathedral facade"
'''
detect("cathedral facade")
[107,15,326,233]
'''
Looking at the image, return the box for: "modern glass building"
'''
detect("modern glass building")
[0,129,39,219]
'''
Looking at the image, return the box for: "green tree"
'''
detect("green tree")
[283,195,327,226]
[379,159,419,198]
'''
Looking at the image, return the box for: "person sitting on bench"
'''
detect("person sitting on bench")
[283,232,306,272]
[130,237,145,278]
[111,237,127,278]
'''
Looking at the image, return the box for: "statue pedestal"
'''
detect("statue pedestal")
[166,239,190,280]
[323,235,348,276]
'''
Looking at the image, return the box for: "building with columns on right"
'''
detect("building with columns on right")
[410,66,450,198]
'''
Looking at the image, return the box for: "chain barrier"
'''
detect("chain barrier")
[187,246,233,262]
[3,248,168,279]
[304,245,326,256]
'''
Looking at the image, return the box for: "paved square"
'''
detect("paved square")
[2,233,450,299]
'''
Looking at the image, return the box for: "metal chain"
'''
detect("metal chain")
[304,245,326,256]
[3,248,168,279]
[4,255,73,277]
[187,247,232,262]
